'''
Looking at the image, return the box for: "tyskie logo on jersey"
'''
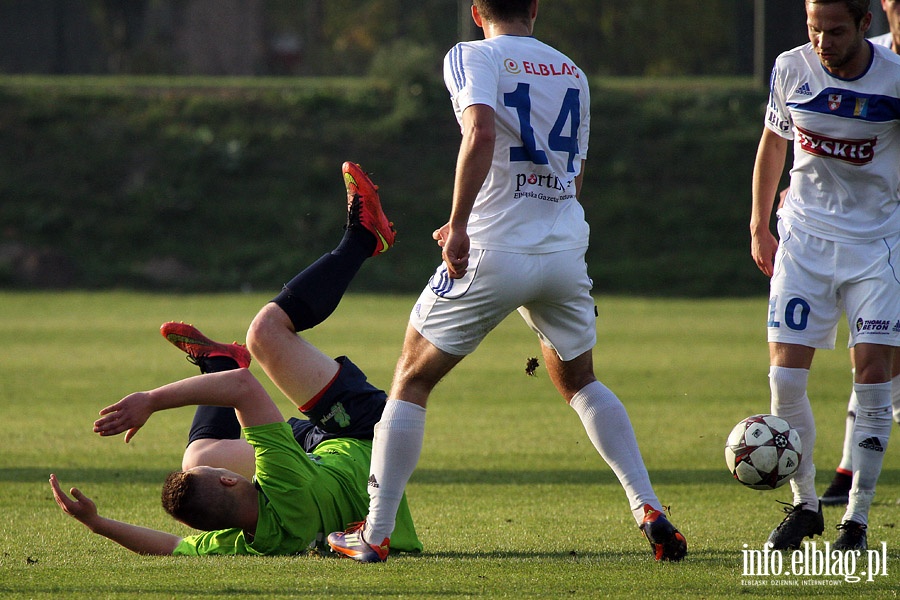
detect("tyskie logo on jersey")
[795,125,876,165]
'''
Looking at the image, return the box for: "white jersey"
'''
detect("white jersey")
[443,35,590,253]
[870,32,893,48]
[765,42,900,242]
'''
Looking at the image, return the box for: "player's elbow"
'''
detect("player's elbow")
[465,123,495,147]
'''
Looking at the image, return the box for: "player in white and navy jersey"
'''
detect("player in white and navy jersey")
[818,0,900,508]
[870,0,900,50]
[751,0,900,552]
[329,0,687,563]
[440,32,590,254]
[870,30,894,46]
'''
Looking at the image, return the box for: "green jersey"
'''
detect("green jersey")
[173,421,421,556]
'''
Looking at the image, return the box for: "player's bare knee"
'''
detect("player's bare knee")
[392,365,439,399]
[246,304,282,359]
[854,359,894,384]
[391,354,457,404]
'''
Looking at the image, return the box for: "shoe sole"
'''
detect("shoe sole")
[160,322,250,367]
[329,545,386,563]
[327,538,387,563]
[326,526,389,563]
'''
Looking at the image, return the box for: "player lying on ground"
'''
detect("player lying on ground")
[50,162,421,556]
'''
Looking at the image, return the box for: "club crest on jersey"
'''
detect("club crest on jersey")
[828,94,842,111]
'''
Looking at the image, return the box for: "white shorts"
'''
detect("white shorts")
[410,248,596,360]
[767,221,900,349]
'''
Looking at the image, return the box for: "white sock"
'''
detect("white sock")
[365,399,427,544]
[769,366,818,511]
[569,380,660,525]
[837,379,858,473]
[844,382,892,526]
[892,373,900,425]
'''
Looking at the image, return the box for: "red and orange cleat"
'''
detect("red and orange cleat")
[160,321,250,371]
[342,161,395,256]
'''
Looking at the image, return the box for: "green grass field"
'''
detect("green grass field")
[1,292,897,598]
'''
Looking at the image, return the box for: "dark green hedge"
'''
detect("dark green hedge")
[0,76,774,296]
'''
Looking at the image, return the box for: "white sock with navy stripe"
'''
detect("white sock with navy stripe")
[365,399,427,545]
[769,366,818,512]
[569,380,661,525]
[844,382,892,526]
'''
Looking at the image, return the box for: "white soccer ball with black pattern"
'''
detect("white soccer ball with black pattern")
[725,414,802,490]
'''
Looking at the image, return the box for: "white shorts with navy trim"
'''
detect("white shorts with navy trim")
[767,221,900,349]
[409,247,596,361]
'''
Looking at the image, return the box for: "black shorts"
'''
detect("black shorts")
[287,355,386,453]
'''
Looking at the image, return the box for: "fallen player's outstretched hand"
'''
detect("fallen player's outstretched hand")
[94,391,154,442]
[49,473,98,525]
[49,472,182,555]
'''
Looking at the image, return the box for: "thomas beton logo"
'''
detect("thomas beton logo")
[741,542,889,586]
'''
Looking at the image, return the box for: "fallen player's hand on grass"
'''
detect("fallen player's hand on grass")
[49,474,98,526]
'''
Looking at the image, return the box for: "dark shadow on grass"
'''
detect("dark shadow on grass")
[9,466,734,486]
[411,468,900,486]
[417,547,740,564]
[410,468,737,485]
[9,466,900,486]
[0,467,172,484]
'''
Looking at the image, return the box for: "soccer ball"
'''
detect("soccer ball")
[725,414,802,490]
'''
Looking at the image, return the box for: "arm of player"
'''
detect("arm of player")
[442,102,495,279]
[93,369,283,441]
[750,128,788,278]
[49,474,181,556]
[574,160,586,200]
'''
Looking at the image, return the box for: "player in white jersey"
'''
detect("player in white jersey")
[328,0,687,563]
[751,0,900,552]
[871,0,900,50]
[819,0,900,507]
